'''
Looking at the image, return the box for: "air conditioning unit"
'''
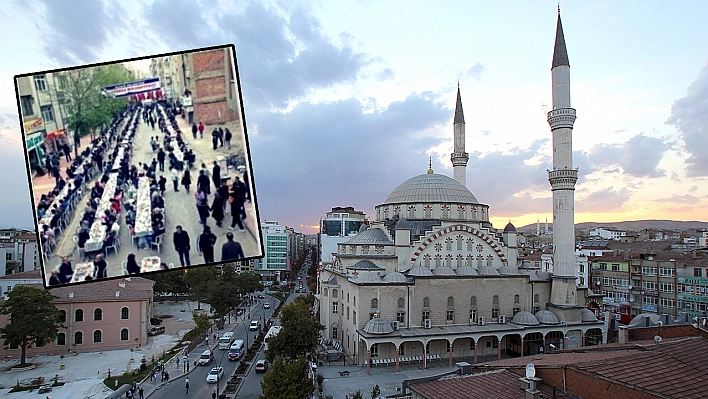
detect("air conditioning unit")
[392,321,400,331]
[424,319,432,329]
[499,315,506,324]
[478,316,486,326]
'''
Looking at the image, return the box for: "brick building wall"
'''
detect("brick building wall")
[190,48,241,126]
[628,323,699,341]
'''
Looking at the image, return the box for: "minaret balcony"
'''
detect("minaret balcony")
[450,152,469,166]
[547,107,576,130]
[547,168,578,190]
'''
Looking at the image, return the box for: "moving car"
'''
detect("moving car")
[206,367,224,383]
[198,349,214,366]
[263,303,271,309]
[255,359,269,373]
[250,320,260,331]
[228,340,245,361]
[258,294,265,299]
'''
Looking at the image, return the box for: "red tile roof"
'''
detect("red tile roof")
[408,369,572,399]
[9,277,155,303]
[0,269,42,280]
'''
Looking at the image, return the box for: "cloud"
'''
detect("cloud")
[667,61,708,177]
[36,0,127,65]
[375,68,394,82]
[588,133,670,178]
[463,63,485,82]
[655,194,700,205]
[577,187,631,213]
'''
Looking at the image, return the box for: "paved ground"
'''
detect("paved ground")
[0,300,203,399]
[39,108,261,282]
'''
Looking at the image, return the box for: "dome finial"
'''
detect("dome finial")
[427,156,434,174]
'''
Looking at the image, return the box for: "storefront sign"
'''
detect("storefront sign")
[641,305,657,313]
[615,287,629,293]
[602,297,614,305]
[678,294,708,304]
[641,290,658,296]
[102,78,161,98]
[678,276,708,286]
[23,118,43,133]
[26,133,44,149]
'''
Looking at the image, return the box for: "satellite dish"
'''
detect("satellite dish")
[654,335,662,344]
[525,363,536,379]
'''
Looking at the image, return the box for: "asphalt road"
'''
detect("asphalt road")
[150,293,277,398]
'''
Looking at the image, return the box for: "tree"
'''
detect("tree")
[233,271,264,298]
[0,286,63,366]
[259,356,315,399]
[183,267,216,309]
[265,299,323,363]
[371,384,380,399]
[192,310,212,332]
[205,278,240,315]
[149,269,188,299]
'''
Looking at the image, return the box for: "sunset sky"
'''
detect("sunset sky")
[1,0,707,233]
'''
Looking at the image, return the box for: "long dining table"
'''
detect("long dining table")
[83,173,119,253]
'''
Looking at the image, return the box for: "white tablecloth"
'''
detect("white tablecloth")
[70,262,94,283]
[83,173,118,252]
[134,177,153,237]
[38,185,69,227]
[141,256,162,273]
[112,147,125,171]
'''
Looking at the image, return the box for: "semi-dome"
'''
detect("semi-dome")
[504,222,516,233]
[383,272,408,283]
[477,265,500,276]
[628,313,661,328]
[580,309,598,323]
[383,173,480,205]
[535,310,561,325]
[497,265,519,275]
[407,266,434,277]
[347,260,385,271]
[432,266,456,276]
[345,228,393,245]
[456,265,479,276]
[363,318,394,335]
[395,217,411,229]
[356,271,382,283]
[511,311,540,326]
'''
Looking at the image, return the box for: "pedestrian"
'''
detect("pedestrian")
[186,361,190,372]
[218,127,224,147]
[157,147,165,171]
[171,167,180,192]
[173,225,191,267]
[185,378,189,394]
[176,356,180,368]
[221,232,245,261]
[139,387,144,399]
[164,371,169,381]
[242,169,251,203]
[191,122,198,139]
[195,189,210,225]
[197,170,211,195]
[212,390,217,399]
[224,128,232,149]
[211,129,219,150]
[181,169,192,191]
[228,177,247,231]
[198,225,217,263]
[160,370,165,382]
[198,121,204,138]
[212,161,221,189]
[62,142,72,162]
[210,191,225,227]
[205,336,209,346]
[158,175,167,196]
[93,254,107,279]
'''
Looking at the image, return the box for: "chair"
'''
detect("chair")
[72,235,85,259]
[121,261,129,275]
[151,234,163,254]
[168,263,174,269]
[104,236,119,257]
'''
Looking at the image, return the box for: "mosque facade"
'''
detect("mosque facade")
[317,12,605,373]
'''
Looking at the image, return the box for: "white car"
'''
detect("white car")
[206,367,224,383]
[250,320,260,331]
[264,303,271,309]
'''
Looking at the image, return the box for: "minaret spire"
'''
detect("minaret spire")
[548,8,579,308]
[451,85,469,186]
[427,156,434,174]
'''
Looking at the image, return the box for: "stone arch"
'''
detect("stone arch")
[411,224,507,264]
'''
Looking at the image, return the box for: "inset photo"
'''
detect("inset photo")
[15,45,263,288]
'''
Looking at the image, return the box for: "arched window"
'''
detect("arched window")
[56,333,66,346]
[434,254,442,267]
[121,307,129,320]
[445,237,453,251]
[456,254,464,267]
[323,288,328,297]
[441,205,450,219]
[332,289,338,298]
[423,254,431,268]
[371,298,378,310]
[456,235,464,251]
[466,254,474,267]
[467,239,474,252]
[423,297,430,308]
[397,297,405,309]
[534,294,539,304]
[394,205,401,217]
[424,205,433,218]
[486,255,493,267]
[514,295,519,304]
[120,328,129,341]
[470,296,477,309]
[94,308,103,321]
[93,330,102,343]
[493,295,499,306]
[447,297,454,308]
[408,205,416,219]
[75,309,83,322]
[445,254,453,267]
[59,310,66,323]
[74,331,83,345]
[477,255,484,267]
[457,205,466,219]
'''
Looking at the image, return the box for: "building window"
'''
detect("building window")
[332,327,338,341]
[93,330,102,343]
[466,254,474,267]
[371,343,379,358]
[323,288,328,297]
[457,205,465,219]
[534,294,540,304]
[659,267,674,277]
[447,296,454,307]
[456,254,464,267]
[121,307,129,320]
[407,205,416,219]
[347,307,350,320]
[94,308,103,321]
[469,309,477,323]
[424,205,433,218]
[477,255,483,267]
[446,310,454,323]
[423,297,430,308]
[57,333,66,346]
[120,329,129,341]
[353,296,356,306]
[611,263,620,271]
[659,282,674,293]
[695,268,703,278]
[384,207,389,219]
[445,238,453,251]
[456,235,463,251]
[350,245,356,254]
[434,242,442,252]
[40,105,55,122]
[441,205,450,219]
[486,255,493,267]
[75,309,83,322]
[333,302,338,314]
[353,311,356,325]
[513,307,520,316]
[371,298,378,310]
[34,75,47,91]
[74,331,83,345]
[492,309,499,320]
[375,245,384,254]
[20,95,33,116]
[59,310,66,323]
[471,296,477,307]
[398,297,405,309]
[394,206,400,217]
[347,293,350,302]
[493,295,499,306]
[435,254,442,267]
[467,239,474,252]
[332,289,338,298]
[643,266,657,276]
[397,311,405,323]
[361,245,369,254]
[660,297,676,308]
[423,254,431,268]
[514,295,519,304]
[445,254,453,267]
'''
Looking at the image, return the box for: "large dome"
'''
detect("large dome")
[383,173,480,205]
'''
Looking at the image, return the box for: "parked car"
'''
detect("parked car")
[148,325,165,336]
[255,359,269,373]
[150,317,163,325]
[206,367,224,383]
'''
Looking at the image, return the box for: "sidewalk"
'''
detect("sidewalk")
[32,133,96,203]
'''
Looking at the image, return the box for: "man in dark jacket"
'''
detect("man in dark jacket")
[197,170,211,195]
[228,176,248,231]
[173,225,191,267]
[157,147,166,171]
[93,254,108,279]
[197,225,217,263]
[191,123,198,139]
[220,232,245,261]
[212,161,221,190]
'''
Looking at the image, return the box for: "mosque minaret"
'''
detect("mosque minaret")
[547,9,580,307]
[451,84,470,187]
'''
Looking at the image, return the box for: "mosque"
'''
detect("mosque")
[316,11,606,373]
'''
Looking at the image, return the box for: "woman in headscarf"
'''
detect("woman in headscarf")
[126,253,141,275]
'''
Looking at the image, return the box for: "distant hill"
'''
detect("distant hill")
[518,220,708,233]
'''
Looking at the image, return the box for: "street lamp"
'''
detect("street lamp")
[214,349,229,398]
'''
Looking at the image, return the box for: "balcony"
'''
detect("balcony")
[547,107,576,130]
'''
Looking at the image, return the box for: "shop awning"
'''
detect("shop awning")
[23,118,43,132]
